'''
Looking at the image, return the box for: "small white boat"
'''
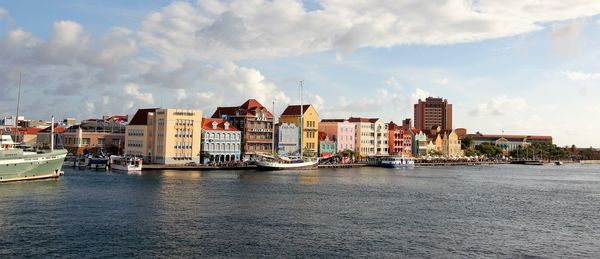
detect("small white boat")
[109,155,143,171]
[256,156,318,170]
[380,155,415,169]
[554,161,564,165]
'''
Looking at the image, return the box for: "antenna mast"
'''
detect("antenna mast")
[272,99,275,156]
[300,80,304,159]
[14,73,22,142]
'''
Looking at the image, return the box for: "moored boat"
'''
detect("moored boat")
[109,155,143,171]
[256,156,318,170]
[0,135,67,183]
[380,155,415,169]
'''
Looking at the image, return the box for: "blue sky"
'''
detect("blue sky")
[1,1,600,147]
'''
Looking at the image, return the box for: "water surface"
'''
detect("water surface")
[1,164,599,257]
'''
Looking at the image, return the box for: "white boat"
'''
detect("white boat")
[380,155,415,169]
[109,155,142,171]
[256,156,318,170]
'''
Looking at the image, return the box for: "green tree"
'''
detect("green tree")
[475,142,503,157]
[464,148,479,157]
[461,136,473,150]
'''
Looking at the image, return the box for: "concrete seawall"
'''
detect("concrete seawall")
[580,160,600,164]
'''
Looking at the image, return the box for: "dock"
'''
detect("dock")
[318,163,366,169]
[415,161,510,167]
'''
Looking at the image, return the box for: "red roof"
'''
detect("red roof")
[320,119,345,123]
[202,118,239,131]
[7,127,42,135]
[281,104,312,116]
[348,117,379,123]
[39,124,65,133]
[211,99,273,118]
[129,108,158,125]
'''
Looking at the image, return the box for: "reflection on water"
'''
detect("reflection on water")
[1,164,600,257]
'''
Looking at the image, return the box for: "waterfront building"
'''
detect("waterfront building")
[388,122,404,155]
[212,99,274,160]
[401,130,413,157]
[36,125,65,149]
[125,108,156,162]
[0,116,24,126]
[276,123,299,156]
[443,131,462,157]
[125,108,202,164]
[414,97,453,131]
[2,127,41,146]
[434,134,443,152]
[63,117,126,155]
[279,104,320,157]
[318,133,336,158]
[201,118,241,164]
[348,117,388,158]
[411,130,428,157]
[319,119,355,153]
[466,132,552,154]
[402,118,412,130]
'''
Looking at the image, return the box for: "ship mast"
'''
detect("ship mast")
[299,80,303,159]
[51,116,54,152]
[13,72,22,142]
[272,99,275,156]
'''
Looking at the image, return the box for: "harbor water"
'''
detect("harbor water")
[1,164,599,257]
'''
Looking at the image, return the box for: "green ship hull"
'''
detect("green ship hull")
[0,149,67,183]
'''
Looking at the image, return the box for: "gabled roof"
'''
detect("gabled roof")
[211,106,237,118]
[129,108,158,125]
[281,104,312,116]
[201,118,239,131]
[211,99,273,118]
[38,124,65,133]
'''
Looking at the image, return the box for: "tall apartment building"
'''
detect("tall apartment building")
[279,104,320,156]
[414,97,453,131]
[125,108,202,164]
[212,99,274,160]
[348,117,388,158]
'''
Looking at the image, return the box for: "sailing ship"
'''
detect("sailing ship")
[256,81,318,170]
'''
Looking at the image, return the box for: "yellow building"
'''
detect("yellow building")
[279,104,319,157]
[125,108,202,164]
[443,130,462,157]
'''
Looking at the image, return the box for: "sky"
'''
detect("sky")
[0,0,599,147]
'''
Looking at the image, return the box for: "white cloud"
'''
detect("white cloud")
[549,20,584,57]
[469,95,527,116]
[123,83,155,109]
[138,0,600,65]
[175,88,187,102]
[432,78,449,85]
[410,88,430,106]
[563,70,600,80]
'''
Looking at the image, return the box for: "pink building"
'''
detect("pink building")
[319,119,355,153]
